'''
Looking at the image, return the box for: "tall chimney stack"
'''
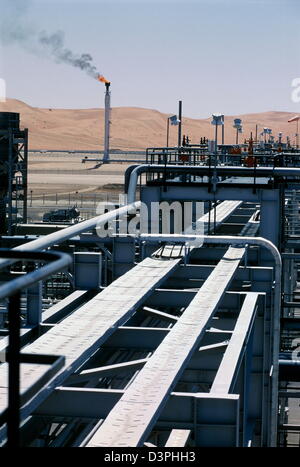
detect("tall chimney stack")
[103,82,111,163]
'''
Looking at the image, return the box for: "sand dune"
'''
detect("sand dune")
[0,98,298,150]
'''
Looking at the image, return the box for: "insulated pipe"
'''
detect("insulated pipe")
[139,233,281,447]
[124,164,139,195]
[0,201,141,270]
[125,164,300,204]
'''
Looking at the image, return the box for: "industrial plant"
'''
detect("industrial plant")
[0,99,299,449]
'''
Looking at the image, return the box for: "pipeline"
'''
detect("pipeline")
[125,164,300,204]
[0,201,141,270]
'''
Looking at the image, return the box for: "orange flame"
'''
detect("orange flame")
[98,75,110,84]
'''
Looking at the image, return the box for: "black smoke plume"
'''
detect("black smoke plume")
[1,0,100,80]
[39,30,99,79]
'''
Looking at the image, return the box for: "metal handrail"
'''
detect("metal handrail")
[0,202,141,270]
[0,249,71,448]
[0,250,71,299]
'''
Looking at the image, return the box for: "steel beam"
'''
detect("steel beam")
[86,246,245,447]
[142,306,178,323]
[210,293,260,394]
[42,290,91,324]
[165,429,191,447]
[34,387,124,419]
[0,255,181,429]
[159,392,240,447]
[68,358,148,384]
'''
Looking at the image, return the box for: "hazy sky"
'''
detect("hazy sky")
[0,0,299,118]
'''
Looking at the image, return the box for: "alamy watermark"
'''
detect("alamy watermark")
[292,338,300,362]
[0,78,6,102]
[291,77,300,103]
[95,196,205,248]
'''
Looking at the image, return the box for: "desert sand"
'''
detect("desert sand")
[0,98,298,150]
[1,98,299,200]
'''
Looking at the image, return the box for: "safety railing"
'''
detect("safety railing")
[145,147,300,169]
[0,249,71,448]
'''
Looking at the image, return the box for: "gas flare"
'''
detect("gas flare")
[98,75,110,84]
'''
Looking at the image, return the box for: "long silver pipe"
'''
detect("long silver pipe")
[126,163,300,204]
[0,251,71,301]
[0,202,141,269]
[139,233,281,447]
